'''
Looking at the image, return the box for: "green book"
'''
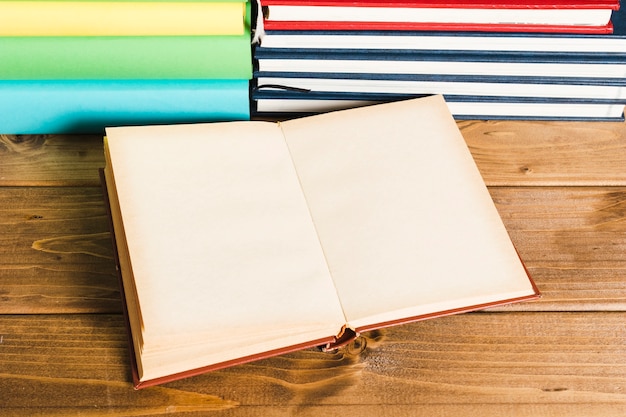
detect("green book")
[0,5,251,80]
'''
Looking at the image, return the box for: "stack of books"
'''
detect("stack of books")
[0,0,253,134]
[252,0,626,121]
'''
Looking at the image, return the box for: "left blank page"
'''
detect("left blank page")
[105,121,346,382]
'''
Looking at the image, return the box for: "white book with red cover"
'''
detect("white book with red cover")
[260,0,619,32]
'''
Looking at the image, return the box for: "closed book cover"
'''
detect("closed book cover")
[251,90,626,120]
[254,71,626,100]
[261,0,618,7]
[0,0,247,36]
[0,36,251,80]
[0,79,250,134]
[254,47,626,78]
[102,95,539,388]
[0,3,252,79]
[261,0,618,32]
[257,6,626,51]
[262,19,615,33]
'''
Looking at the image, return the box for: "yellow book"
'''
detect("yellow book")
[0,1,246,36]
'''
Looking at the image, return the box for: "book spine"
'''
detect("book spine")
[253,73,626,99]
[252,96,625,121]
[254,70,626,86]
[0,1,246,36]
[259,0,619,8]
[0,35,252,80]
[254,47,626,64]
[262,19,614,34]
[0,79,251,134]
[252,88,626,104]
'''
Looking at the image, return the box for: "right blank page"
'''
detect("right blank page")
[281,95,538,331]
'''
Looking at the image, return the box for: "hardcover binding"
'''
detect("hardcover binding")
[99,142,540,388]
[259,0,619,7]
[262,20,615,33]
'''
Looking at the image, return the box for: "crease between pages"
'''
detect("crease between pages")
[277,121,351,338]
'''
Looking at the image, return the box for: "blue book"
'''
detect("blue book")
[257,7,626,53]
[254,71,626,100]
[0,79,250,134]
[254,71,626,84]
[255,47,626,64]
[254,47,626,79]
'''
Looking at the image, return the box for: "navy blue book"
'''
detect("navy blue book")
[254,71,626,97]
[254,47,626,79]
[252,89,625,121]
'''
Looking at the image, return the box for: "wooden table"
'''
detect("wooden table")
[2,120,626,416]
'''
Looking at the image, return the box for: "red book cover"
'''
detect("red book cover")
[260,0,620,8]
[261,0,619,33]
[261,19,615,32]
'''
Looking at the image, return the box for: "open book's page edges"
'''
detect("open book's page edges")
[134,335,337,389]
[99,169,142,388]
[326,245,539,345]
[324,258,539,351]
[346,253,540,336]
[100,169,339,389]
[352,290,540,335]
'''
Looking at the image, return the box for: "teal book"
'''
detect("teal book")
[0,79,250,134]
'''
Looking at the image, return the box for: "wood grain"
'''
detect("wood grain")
[0,187,118,314]
[2,185,625,313]
[0,134,103,186]
[3,121,626,415]
[460,119,626,186]
[1,312,625,416]
[489,186,626,311]
[1,120,626,187]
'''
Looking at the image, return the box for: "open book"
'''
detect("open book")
[102,95,539,389]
